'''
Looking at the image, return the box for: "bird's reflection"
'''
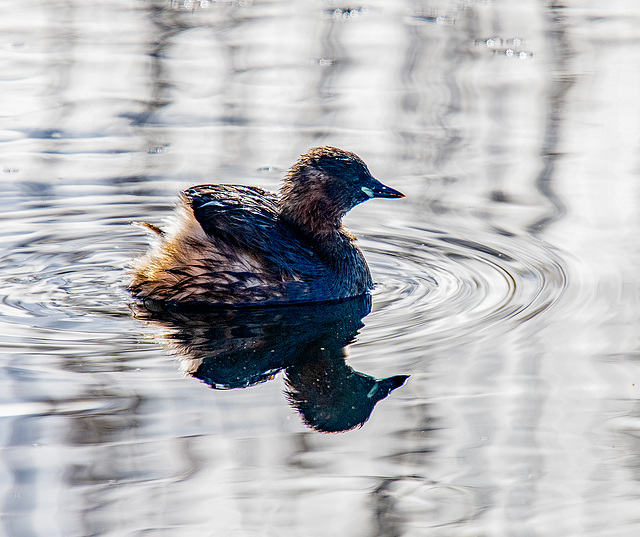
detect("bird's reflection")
[135,295,408,433]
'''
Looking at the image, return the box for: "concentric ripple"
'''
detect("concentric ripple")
[1,196,568,361]
[0,198,149,337]
[360,224,568,350]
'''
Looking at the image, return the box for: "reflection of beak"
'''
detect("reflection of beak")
[362,178,405,199]
[367,375,410,399]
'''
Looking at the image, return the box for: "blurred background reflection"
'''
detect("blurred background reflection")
[0,1,639,536]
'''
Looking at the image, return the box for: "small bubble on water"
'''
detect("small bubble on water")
[333,7,365,20]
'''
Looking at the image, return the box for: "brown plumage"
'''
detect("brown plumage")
[129,146,404,307]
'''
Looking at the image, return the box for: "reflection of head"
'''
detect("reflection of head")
[133,294,408,432]
[285,352,408,433]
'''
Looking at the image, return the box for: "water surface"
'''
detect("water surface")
[1,1,640,536]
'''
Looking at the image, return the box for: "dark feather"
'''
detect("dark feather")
[183,184,324,277]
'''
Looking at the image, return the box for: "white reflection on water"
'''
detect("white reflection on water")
[0,0,640,536]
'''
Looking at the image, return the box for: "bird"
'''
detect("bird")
[129,146,404,307]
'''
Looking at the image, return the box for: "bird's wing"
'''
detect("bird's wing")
[182,184,325,279]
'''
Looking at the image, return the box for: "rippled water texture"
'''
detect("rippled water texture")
[1,1,640,536]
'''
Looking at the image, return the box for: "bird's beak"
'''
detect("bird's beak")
[361,178,405,199]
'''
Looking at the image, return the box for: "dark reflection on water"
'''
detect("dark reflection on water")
[529,5,573,234]
[134,295,408,433]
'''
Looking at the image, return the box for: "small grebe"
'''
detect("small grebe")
[129,146,404,306]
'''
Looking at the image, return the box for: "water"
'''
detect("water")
[1,0,640,535]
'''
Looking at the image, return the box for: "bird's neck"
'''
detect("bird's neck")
[278,176,346,239]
